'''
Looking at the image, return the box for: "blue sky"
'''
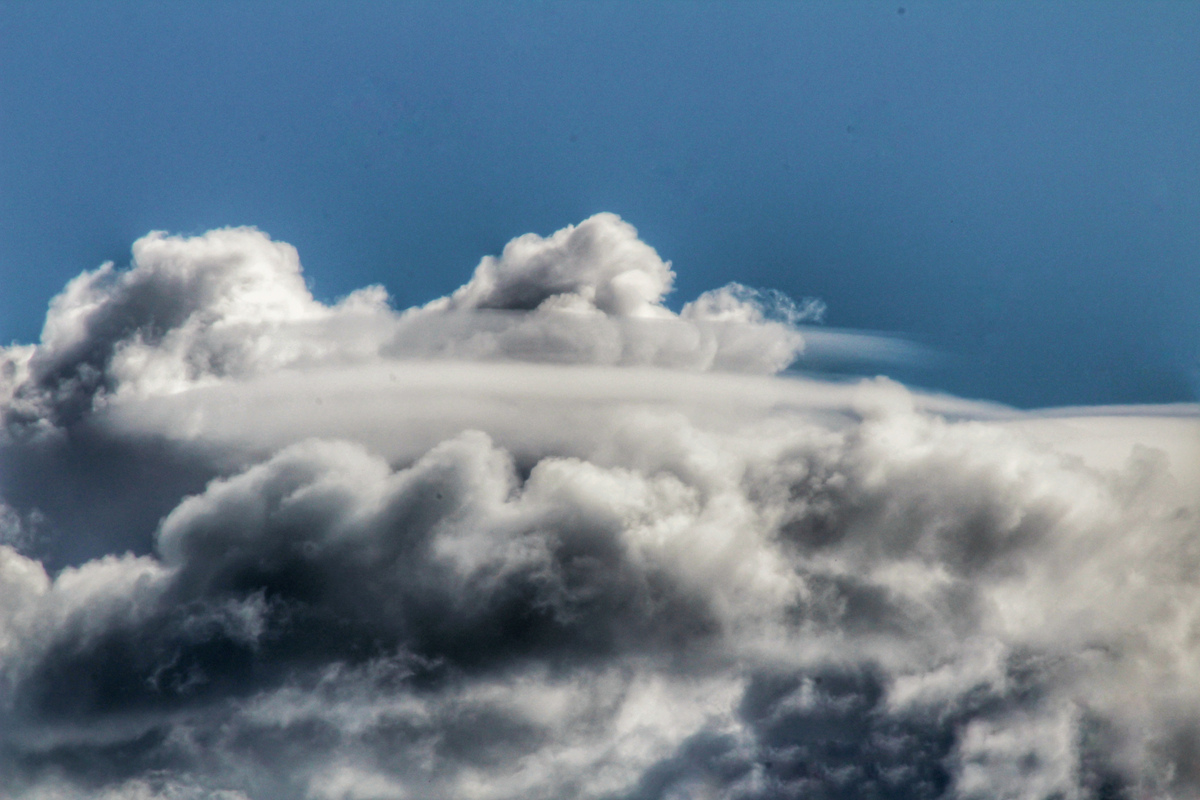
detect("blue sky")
[2,0,1197,407]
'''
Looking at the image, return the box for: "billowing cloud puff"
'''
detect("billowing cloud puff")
[432,212,676,317]
[0,216,1197,799]
[389,213,817,373]
[0,227,391,433]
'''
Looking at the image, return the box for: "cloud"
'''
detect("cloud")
[1,214,842,443]
[431,213,675,318]
[1,227,391,434]
[0,215,1197,799]
[387,213,826,373]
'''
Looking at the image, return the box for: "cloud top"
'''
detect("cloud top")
[433,212,675,318]
[2,214,835,439]
[2,227,389,432]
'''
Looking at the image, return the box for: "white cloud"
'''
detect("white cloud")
[2,226,391,433]
[2,213,924,443]
[0,216,1197,799]
[429,213,675,318]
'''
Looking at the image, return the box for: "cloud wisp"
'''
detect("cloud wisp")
[0,214,1197,800]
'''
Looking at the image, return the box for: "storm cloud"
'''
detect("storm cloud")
[0,214,1197,800]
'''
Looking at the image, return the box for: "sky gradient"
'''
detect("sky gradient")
[3,1,1198,407]
[3,5,1200,797]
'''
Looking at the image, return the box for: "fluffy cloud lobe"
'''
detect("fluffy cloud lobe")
[0,215,1197,800]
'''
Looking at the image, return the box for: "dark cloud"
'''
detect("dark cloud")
[0,217,1197,799]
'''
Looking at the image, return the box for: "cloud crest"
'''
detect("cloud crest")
[1,227,390,432]
[0,215,1197,799]
[2,214,827,440]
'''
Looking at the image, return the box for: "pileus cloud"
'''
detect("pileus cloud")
[0,214,1197,800]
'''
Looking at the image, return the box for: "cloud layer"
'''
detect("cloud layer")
[0,215,1197,800]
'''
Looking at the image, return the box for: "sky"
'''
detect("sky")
[1,3,1200,800]
[2,1,1198,407]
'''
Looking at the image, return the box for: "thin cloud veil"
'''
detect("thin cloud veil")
[0,214,1197,800]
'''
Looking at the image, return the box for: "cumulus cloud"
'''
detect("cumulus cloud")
[0,227,391,434]
[2,213,838,443]
[0,215,1197,799]
[385,213,822,373]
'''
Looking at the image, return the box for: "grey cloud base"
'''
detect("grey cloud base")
[0,216,1198,799]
